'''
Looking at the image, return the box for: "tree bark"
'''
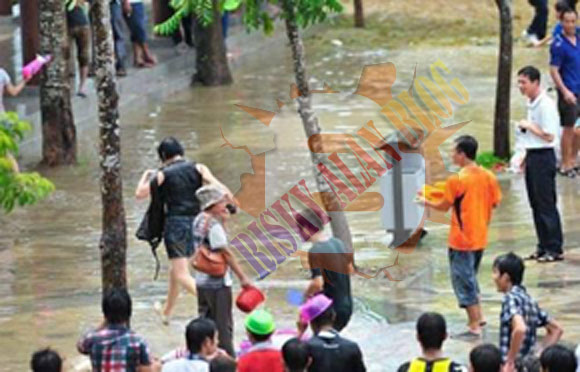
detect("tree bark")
[192,0,232,86]
[354,0,365,28]
[494,0,512,159]
[39,0,77,166]
[90,0,128,291]
[281,0,353,252]
[0,0,12,16]
[20,0,40,85]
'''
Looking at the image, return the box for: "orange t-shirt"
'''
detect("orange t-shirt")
[444,165,502,251]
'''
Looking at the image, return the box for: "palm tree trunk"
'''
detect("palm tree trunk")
[192,0,232,86]
[281,0,353,252]
[354,0,365,28]
[39,0,77,166]
[90,0,128,291]
[494,0,512,159]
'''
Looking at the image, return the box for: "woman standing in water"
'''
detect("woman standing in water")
[135,137,234,324]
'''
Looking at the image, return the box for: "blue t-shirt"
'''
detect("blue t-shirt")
[550,31,580,94]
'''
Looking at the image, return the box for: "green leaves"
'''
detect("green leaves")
[0,112,55,213]
[153,0,343,35]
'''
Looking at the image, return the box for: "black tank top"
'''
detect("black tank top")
[161,160,202,216]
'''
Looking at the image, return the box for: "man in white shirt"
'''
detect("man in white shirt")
[162,318,219,372]
[517,66,564,263]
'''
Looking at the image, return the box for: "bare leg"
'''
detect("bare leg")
[466,304,482,333]
[163,257,197,316]
[78,65,89,95]
[141,43,157,65]
[133,42,144,66]
[574,127,580,168]
[561,127,574,170]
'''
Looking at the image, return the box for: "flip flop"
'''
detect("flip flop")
[537,254,564,263]
[451,329,482,342]
[525,252,543,260]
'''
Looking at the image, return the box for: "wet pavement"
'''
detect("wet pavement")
[0,15,579,372]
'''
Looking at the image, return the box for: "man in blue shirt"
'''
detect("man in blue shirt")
[550,7,580,177]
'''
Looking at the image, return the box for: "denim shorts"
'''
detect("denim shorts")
[164,215,195,259]
[124,2,147,43]
[448,248,483,308]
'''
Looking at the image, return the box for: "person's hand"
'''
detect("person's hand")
[502,359,516,372]
[122,0,131,15]
[563,89,577,105]
[240,277,252,288]
[296,318,308,337]
[518,120,531,131]
[207,348,230,361]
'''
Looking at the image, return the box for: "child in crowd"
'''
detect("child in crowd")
[420,135,502,339]
[397,312,466,372]
[299,208,353,331]
[162,318,220,372]
[0,67,29,113]
[281,338,310,372]
[209,356,236,372]
[31,348,63,372]
[237,309,284,372]
[492,253,563,372]
[469,344,502,372]
[77,288,156,372]
[301,294,365,372]
[540,344,577,372]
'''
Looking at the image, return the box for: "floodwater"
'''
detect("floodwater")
[1,38,579,372]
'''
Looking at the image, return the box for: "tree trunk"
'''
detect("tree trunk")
[0,0,12,16]
[494,0,512,159]
[281,0,353,252]
[192,0,232,86]
[39,0,77,166]
[20,0,40,85]
[354,0,365,28]
[91,0,128,291]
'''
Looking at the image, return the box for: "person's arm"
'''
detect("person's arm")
[135,170,164,199]
[541,319,563,350]
[304,276,323,299]
[4,79,28,97]
[550,66,577,105]
[518,120,554,143]
[196,163,233,199]
[421,197,452,212]
[122,0,131,15]
[353,346,366,372]
[223,246,251,287]
[504,315,527,372]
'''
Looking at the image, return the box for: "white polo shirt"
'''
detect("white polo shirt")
[523,91,560,149]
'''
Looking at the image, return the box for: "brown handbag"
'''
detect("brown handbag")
[191,215,228,277]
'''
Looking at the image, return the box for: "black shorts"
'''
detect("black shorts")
[164,215,195,259]
[557,90,580,127]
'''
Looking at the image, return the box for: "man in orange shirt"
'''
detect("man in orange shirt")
[420,135,502,340]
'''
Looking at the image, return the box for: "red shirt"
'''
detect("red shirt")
[237,346,284,372]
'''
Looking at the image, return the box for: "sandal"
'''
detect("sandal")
[525,252,543,260]
[537,254,564,263]
[558,168,577,178]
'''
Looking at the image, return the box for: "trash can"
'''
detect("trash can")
[380,141,425,247]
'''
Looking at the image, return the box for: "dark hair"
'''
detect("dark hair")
[209,356,237,372]
[561,6,578,16]
[566,0,577,10]
[493,252,525,285]
[186,317,217,353]
[102,288,132,325]
[416,312,446,350]
[157,136,184,162]
[282,338,310,372]
[470,344,502,372]
[556,0,572,13]
[454,135,478,160]
[247,330,274,343]
[517,66,541,83]
[540,345,578,372]
[311,306,336,330]
[30,348,62,372]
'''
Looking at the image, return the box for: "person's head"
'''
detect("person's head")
[282,338,311,372]
[561,7,578,36]
[310,306,336,333]
[415,312,447,351]
[492,252,524,292]
[102,288,132,325]
[517,66,542,99]
[186,317,219,356]
[196,185,229,220]
[244,309,276,344]
[209,356,237,372]
[30,348,63,372]
[469,344,502,372]
[540,344,578,372]
[452,135,478,166]
[157,136,184,162]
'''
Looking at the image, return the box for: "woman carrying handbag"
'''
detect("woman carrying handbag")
[192,185,253,357]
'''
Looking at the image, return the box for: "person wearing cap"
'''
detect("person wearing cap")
[135,137,234,325]
[237,309,284,372]
[192,185,252,357]
[300,294,366,372]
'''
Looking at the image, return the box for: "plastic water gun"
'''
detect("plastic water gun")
[418,181,446,202]
[22,55,52,80]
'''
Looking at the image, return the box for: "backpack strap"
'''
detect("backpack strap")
[409,358,427,372]
[432,358,452,372]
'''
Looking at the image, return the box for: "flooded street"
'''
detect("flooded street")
[1,37,579,371]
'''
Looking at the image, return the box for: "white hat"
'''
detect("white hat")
[196,185,226,211]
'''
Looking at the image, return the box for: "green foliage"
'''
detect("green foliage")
[0,113,55,213]
[476,150,508,170]
[154,0,343,36]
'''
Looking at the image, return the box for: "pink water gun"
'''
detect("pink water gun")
[22,55,52,80]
